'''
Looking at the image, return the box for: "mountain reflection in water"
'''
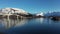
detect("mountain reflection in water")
[3,18,28,29]
[0,18,60,34]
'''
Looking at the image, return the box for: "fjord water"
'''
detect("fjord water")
[0,18,60,34]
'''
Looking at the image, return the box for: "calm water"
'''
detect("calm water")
[0,18,60,34]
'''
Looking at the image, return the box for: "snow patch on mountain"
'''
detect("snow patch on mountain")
[0,8,28,15]
[36,12,44,16]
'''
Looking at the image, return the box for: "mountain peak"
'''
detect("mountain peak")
[0,7,28,15]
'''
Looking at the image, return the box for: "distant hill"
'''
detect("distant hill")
[44,12,60,17]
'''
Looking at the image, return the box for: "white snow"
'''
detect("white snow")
[0,8,28,15]
[36,12,44,16]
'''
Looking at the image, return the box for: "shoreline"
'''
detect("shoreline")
[0,15,60,21]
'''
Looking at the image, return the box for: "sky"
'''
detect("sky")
[0,0,60,13]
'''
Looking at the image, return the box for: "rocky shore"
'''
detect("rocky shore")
[51,17,60,21]
[0,14,44,19]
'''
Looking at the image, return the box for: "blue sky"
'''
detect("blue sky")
[0,0,60,13]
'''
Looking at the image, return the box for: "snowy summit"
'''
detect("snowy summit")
[0,8,28,15]
[36,12,44,16]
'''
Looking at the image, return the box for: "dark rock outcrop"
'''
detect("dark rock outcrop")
[51,17,60,21]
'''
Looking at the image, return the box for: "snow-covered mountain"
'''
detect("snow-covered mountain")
[44,12,60,17]
[0,8,29,15]
[1,8,60,17]
[36,12,44,16]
